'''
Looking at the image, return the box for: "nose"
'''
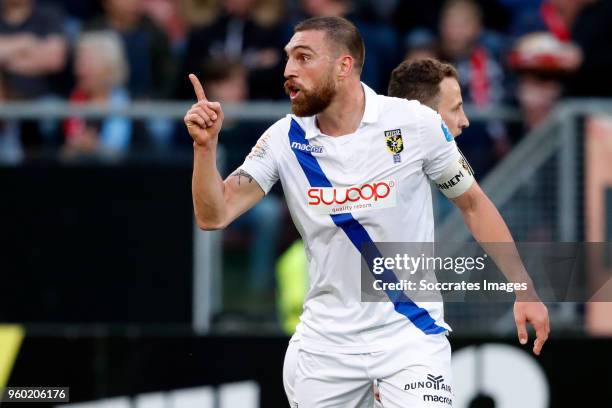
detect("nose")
[460,111,470,130]
[284,57,297,79]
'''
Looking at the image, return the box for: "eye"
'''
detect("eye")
[299,54,311,62]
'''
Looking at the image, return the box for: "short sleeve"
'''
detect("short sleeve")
[418,105,461,181]
[238,125,280,194]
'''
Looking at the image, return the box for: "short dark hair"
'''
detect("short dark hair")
[295,16,365,73]
[388,58,459,109]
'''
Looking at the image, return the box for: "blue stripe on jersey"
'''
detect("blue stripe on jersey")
[441,122,454,142]
[287,118,446,335]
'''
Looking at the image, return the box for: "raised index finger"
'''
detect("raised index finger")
[189,74,207,102]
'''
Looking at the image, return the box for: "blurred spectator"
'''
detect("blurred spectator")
[41,0,103,41]
[42,0,102,21]
[179,0,218,28]
[516,72,562,129]
[177,0,284,100]
[62,31,132,158]
[508,32,578,131]
[202,56,248,105]
[355,0,399,23]
[0,72,22,164]
[203,57,282,293]
[439,0,506,106]
[391,0,445,36]
[502,0,612,98]
[288,0,400,94]
[180,0,283,28]
[0,0,68,99]
[86,0,175,99]
[438,0,511,175]
[497,0,547,37]
[276,239,308,335]
[402,28,439,63]
[555,0,612,97]
[507,32,581,73]
[141,0,187,50]
[393,0,509,36]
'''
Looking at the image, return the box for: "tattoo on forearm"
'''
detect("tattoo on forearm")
[232,169,254,185]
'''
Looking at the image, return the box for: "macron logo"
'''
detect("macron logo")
[291,141,324,154]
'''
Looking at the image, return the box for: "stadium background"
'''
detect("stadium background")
[1,0,611,406]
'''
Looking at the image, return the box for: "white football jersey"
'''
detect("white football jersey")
[240,84,461,353]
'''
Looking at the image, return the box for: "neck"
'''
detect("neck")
[315,78,364,137]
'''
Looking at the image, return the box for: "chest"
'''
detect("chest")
[298,125,422,185]
[277,125,426,217]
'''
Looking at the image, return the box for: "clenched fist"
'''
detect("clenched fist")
[184,73,224,148]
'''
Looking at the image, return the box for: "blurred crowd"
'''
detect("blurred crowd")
[1,0,609,305]
[0,0,611,167]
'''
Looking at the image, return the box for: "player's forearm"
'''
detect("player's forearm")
[461,194,538,299]
[192,142,228,230]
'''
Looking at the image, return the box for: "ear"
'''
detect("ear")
[337,55,354,79]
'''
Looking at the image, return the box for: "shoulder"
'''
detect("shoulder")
[251,115,293,151]
[378,95,451,146]
[266,115,294,137]
[377,94,433,127]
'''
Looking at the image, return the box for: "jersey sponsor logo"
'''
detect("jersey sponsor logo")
[405,374,452,393]
[307,180,397,215]
[423,394,453,405]
[384,129,404,154]
[291,141,324,154]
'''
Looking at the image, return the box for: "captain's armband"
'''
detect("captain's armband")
[434,152,475,199]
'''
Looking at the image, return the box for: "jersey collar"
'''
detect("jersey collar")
[304,82,379,140]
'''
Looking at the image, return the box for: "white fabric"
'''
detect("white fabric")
[283,335,452,408]
[434,150,475,199]
[241,84,462,354]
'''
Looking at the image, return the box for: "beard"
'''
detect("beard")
[285,73,336,117]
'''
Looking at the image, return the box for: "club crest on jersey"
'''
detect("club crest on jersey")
[384,129,403,163]
[384,129,403,154]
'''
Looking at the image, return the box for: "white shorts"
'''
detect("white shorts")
[283,337,300,408]
[283,334,452,408]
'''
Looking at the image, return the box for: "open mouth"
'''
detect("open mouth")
[285,83,301,100]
